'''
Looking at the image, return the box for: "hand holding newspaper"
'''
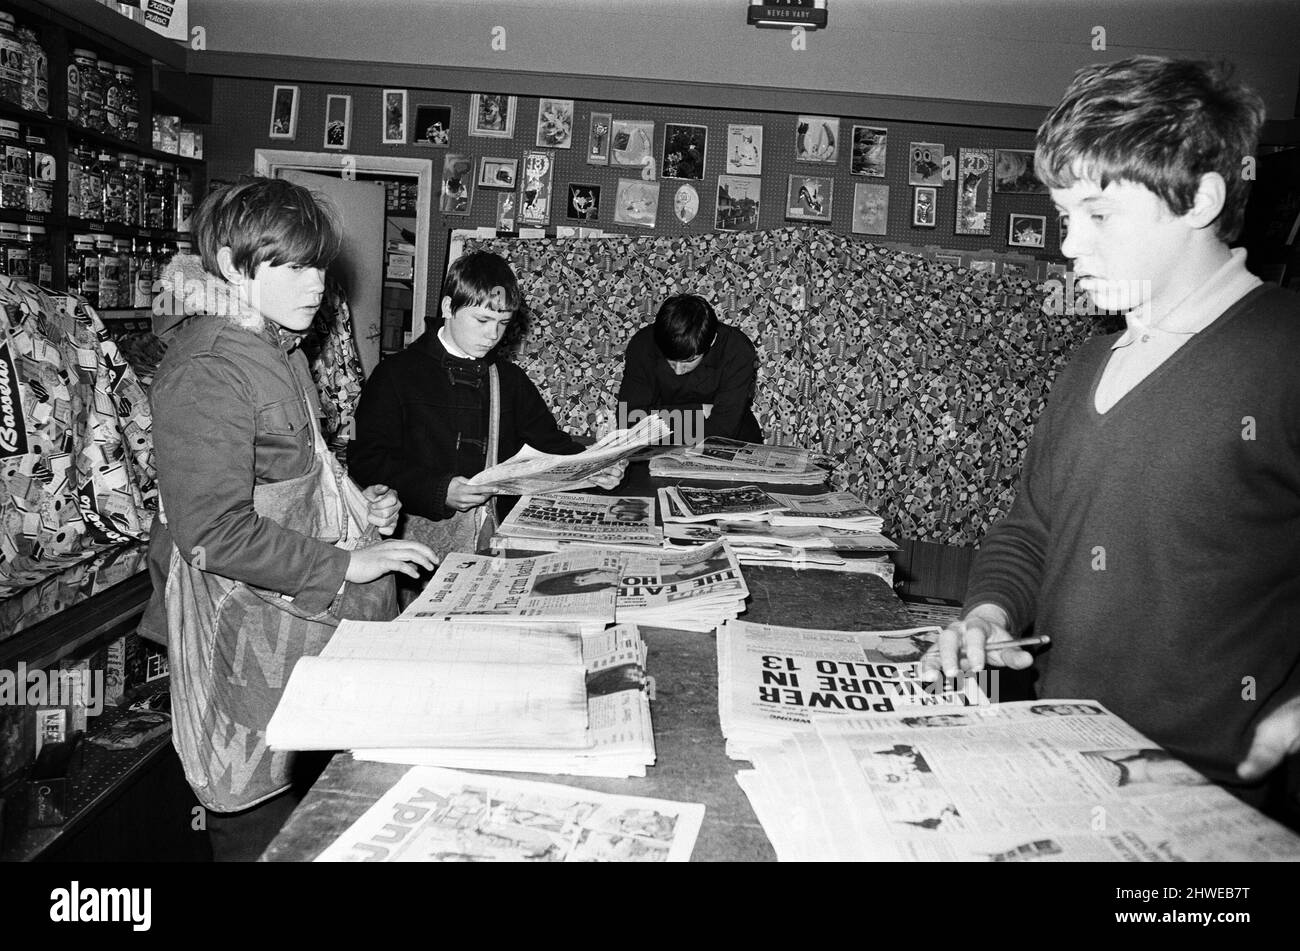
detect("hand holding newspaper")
[469,414,671,495]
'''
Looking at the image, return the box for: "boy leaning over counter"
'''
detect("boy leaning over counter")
[140,177,435,859]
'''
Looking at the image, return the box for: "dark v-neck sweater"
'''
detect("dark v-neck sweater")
[965,285,1300,792]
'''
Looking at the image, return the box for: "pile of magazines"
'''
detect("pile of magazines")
[490,492,663,554]
[659,485,896,578]
[649,437,831,484]
[401,542,749,635]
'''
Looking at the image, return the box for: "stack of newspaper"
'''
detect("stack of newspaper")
[471,413,671,495]
[615,539,750,632]
[267,620,657,778]
[660,486,894,577]
[657,484,788,523]
[735,702,1300,862]
[314,766,704,862]
[400,542,749,634]
[716,619,978,760]
[490,492,663,554]
[398,548,622,634]
[649,437,830,484]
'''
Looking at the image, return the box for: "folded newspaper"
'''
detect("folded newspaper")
[738,702,1300,862]
[717,619,981,760]
[399,548,622,630]
[615,539,750,633]
[493,492,663,550]
[657,485,787,523]
[267,620,591,751]
[353,623,657,778]
[314,766,704,862]
[470,414,671,494]
[767,491,884,531]
[650,437,831,484]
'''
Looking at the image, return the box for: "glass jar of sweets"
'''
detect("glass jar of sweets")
[102,150,125,224]
[0,13,24,107]
[68,233,97,299]
[0,119,27,210]
[101,59,121,137]
[21,225,50,285]
[25,128,54,213]
[0,222,26,279]
[96,233,119,307]
[19,26,46,114]
[67,48,95,125]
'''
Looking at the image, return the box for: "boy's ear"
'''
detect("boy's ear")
[1185,172,1227,231]
[440,296,454,321]
[216,246,245,285]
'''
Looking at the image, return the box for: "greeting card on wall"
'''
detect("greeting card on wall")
[851,126,888,177]
[786,174,833,222]
[909,142,945,186]
[1008,213,1047,248]
[414,104,452,147]
[955,148,993,235]
[496,192,517,231]
[478,156,518,190]
[567,183,601,221]
[323,95,352,150]
[716,175,759,232]
[587,112,612,165]
[994,149,1045,194]
[382,90,407,145]
[726,124,762,175]
[439,153,474,216]
[796,116,839,163]
[269,85,299,139]
[537,98,574,148]
[662,123,707,180]
[851,183,889,235]
[468,94,516,137]
[518,151,555,226]
[913,186,937,227]
[673,184,699,224]
[610,120,655,172]
[613,178,659,228]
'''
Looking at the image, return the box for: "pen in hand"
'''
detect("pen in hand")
[984,635,1051,652]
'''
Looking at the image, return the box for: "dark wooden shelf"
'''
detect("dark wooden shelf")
[0,565,151,672]
[65,217,187,241]
[0,208,52,226]
[9,0,186,70]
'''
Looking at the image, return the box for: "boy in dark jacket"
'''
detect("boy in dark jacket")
[142,178,435,858]
[349,250,623,559]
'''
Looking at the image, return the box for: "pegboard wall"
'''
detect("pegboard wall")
[205,75,1061,320]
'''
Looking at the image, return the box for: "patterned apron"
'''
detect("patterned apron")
[400,365,501,560]
[161,412,397,813]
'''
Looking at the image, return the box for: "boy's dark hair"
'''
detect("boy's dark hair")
[653,294,718,361]
[440,250,529,355]
[193,176,342,277]
[1035,56,1266,242]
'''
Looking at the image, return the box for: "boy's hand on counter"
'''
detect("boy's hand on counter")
[362,483,401,535]
[346,540,437,583]
[446,476,495,512]
[590,460,628,490]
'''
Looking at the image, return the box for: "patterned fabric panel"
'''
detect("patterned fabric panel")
[464,228,1103,546]
[1,279,157,597]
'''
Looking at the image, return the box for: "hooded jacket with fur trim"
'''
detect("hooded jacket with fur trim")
[139,255,350,642]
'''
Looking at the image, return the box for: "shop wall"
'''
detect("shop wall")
[188,0,1300,118]
[206,75,1059,319]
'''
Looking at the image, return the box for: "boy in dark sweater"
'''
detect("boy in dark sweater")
[929,57,1300,817]
[617,294,762,444]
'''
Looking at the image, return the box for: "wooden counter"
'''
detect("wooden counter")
[262,565,915,862]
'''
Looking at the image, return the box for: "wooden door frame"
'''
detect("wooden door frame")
[254,149,434,344]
